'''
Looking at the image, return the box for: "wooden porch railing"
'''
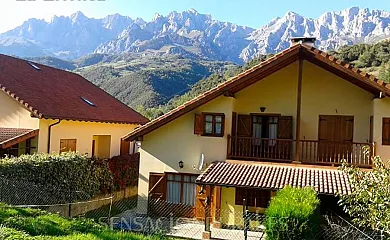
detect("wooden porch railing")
[227,135,374,167]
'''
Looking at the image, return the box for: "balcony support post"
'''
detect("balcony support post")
[295,57,304,163]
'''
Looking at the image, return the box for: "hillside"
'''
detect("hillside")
[140,40,390,119]
[26,40,390,120]
[75,54,235,108]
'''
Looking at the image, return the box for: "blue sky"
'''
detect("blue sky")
[1,0,389,33]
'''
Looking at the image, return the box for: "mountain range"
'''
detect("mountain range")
[1,7,390,63]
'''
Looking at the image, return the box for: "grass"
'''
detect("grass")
[0,203,172,240]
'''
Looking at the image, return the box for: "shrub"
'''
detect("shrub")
[0,152,113,205]
[338,156,390,234]
[265,186,320,240]
[108,154,139,190]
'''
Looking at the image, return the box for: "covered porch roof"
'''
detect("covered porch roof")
[0,128,39,149]
[196,161,351,195]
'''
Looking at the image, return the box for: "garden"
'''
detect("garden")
[0,152,389,239]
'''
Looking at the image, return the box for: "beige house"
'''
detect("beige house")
[124,37,390,232]
[0,54,148,158]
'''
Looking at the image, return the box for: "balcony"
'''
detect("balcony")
[227,135,374,168]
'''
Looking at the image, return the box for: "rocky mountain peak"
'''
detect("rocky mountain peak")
[1,8,390,62]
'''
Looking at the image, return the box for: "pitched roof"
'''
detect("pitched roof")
[196,161,351,195]
[0,54,149,124]
[124,43,390,141]
[0,128,39,149]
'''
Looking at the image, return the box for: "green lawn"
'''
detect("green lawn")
[0,203,170,240]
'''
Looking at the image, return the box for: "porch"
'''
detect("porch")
[0,128,39,158]
[227,136,374,168]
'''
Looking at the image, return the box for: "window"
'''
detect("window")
[194,113,225,137]
[383,118,390,145]
[60,139,77,153]
[166,173,198,206]
[252,115,279,146]
[235,188,271,208]
[27,61,40,70]
[81,97,95,107]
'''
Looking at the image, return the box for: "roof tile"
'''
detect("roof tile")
[0,54,148,124]
[196,162,351,195]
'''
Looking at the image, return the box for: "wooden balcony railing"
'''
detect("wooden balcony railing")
[227,135,374,168]
[299,140,374,167]
[227,135,295,162]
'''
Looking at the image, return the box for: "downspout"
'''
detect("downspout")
[47,120,61,153]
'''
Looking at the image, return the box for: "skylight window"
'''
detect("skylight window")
[81,97,96,107]
[27,62,40,70]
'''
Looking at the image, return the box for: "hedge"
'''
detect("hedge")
[0,152,113,205]
[265,186,320,240]
[107,153,140,190]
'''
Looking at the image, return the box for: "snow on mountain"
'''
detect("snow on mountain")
[0,12,133,59]
[1,7,390,62]
[241,7,390,61]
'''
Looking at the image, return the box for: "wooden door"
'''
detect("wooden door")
[120,140,130,155]
[318,116,353,163]
[148,173,167,217]
[195,185,213,221]
[148,173,166,200]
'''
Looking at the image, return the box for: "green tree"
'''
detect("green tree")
[338,156,390,234]
[379,64,390,83]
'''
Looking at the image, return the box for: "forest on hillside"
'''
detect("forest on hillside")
[140,40,390,119]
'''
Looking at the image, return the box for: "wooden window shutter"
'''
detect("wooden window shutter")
[120,139,130,156]
[278,116,293,139]
[194,113,204,135]
[60,139,76,153]
[340,116,354,142]
[369,116,374,143]
[235,188,244,205]
[237,115,252,137]
[149,173,167,200]
[382,118,390,145]
[231,112,237,136]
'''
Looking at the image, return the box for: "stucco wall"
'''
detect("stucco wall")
[138,96,234,202]
[38,119,137,157]
[373,98,390,161]
[0,91,39,129]
[301,61,374,142]
[234,61,298,130]
[220,187,276,227]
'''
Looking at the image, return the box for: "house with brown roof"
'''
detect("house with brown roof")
[123,37,390,230]
[0,54,148,158]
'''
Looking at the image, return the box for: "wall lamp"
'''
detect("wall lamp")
[179,161,184,169]
[260,107,267,113]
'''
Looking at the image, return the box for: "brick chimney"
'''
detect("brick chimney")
[290,37,316,47]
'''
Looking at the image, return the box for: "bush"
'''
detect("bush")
[0,152,113,205]
[265,186,320,240]
[108,154,139,190]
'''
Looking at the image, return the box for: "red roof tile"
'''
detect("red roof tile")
[0,128,39,149]
[0,54,149,124]
[196,161,351,195]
